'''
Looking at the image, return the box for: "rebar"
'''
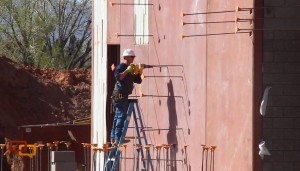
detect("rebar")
[155,145,162,171]
[164,145,171,171]
[46,143,52,171]
[210,146,217,171]
[0,144,5,171]
[135,146,142,171]
[110,2,154,6]
[82,143,87,171]
[201,145,206,171]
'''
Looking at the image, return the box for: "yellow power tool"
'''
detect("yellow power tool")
[130,63,153,75]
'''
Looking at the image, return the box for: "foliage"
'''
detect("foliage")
[0,0,91,69]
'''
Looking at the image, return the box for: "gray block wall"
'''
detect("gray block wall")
[263,0,300,171]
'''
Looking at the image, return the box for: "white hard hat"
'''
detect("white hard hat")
[122,49,136,57]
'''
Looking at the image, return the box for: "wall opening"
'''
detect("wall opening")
[106,44,120,141]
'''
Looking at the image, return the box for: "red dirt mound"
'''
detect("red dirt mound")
[0,56,91,139]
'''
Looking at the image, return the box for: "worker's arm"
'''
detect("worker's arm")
[118,70,130,80]
[116,64,133,80]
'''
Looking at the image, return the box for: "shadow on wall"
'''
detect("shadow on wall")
[167,80,178,171]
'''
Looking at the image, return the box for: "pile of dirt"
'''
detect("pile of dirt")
[0,56,91,139]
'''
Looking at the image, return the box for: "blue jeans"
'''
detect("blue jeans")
[110,98,129,142]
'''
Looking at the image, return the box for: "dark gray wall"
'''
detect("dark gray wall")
[263,0,300,170]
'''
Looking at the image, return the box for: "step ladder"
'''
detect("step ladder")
[105,99,154,171]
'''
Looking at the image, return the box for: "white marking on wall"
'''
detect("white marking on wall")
[92,0,107,171]
[134,0,149,44]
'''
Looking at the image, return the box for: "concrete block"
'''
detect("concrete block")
[284,107,300,117]
[273,118,293,128]
[284,85,300,95]
[263,63,284,73]
[267,107,284,117]
[275,8,299,18]
[263,118,273,128]
[264,0,285,6]
[263,129,284,139]
[263,52,273,62]
[273,162,294,171]
[286,0,300,6]
[284,151,300,161]
[51,151,75,162]
[264,151,284,162]
[272,140,293,150]
[274,52,292,62]
[293,119,300,128]
[272,96,300,106]
[263,162,273,171]
[51,162,77,171]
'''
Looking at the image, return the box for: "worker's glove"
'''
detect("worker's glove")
[126,65,134,73]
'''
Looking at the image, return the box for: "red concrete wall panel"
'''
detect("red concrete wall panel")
[107,0,259,170]
[107,0,121,44]
[206,0,255,171]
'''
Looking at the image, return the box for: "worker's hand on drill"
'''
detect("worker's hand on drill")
[126,65,134,73]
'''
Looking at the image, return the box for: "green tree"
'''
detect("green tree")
[0,0,91,69]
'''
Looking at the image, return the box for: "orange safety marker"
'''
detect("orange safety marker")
[18,144,37,158]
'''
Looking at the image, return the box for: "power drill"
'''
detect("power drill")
[130,63,153,75]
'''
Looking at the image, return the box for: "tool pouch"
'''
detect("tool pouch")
[111,90,124,102]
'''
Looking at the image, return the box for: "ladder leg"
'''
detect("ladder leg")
[134,102,154,171]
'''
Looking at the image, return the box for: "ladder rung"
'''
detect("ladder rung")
[125,136,144,139]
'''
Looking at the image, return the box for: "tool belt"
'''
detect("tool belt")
[111,90,124,101]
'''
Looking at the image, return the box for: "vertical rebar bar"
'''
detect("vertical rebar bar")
[87,144,91,171]
[201,145,206,171]
[205,147,209,171]
[135,146,141,171]
[144,145,151,171]
[46,143,53,171]
[39,145,44,171]
[155,145,162,171]
[123,144,128,171]
[164,145,171,171]
[0,144,5,171]
[29,147,33,171]
[210,146,216,171]
[82,143,87,171]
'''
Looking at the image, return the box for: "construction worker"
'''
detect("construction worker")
[110,49,142,146]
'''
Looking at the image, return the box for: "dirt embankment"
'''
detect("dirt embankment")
[0,56,91,139]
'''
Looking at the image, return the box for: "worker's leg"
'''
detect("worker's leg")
[110,112,117,143]
[114,100,129,143]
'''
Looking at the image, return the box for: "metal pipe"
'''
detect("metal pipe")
[35,143,38,171]
[236,27,300,32]
[53,141,59,151]
[38,144,44,171]
[0,144,5,171]
[201,145,206,171]
[82,143,87,171]
[29,147,33,171]
[182,21,236,26]
[46,143,52,171]
[135,146,142,171]
[181,10,235,17]
[86,144,91,171]
[164,145,171,171]
[180,32,251,40]
[210,146,217,171]
[110,2,154,6]
[204,147,209,171]
[123,144,128,171]
[144,145,151,171]
[141,128,183,132]
[155,145,162,171]
[116,33,153,37]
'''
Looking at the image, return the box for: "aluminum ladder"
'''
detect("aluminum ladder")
[105,99,154,171]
